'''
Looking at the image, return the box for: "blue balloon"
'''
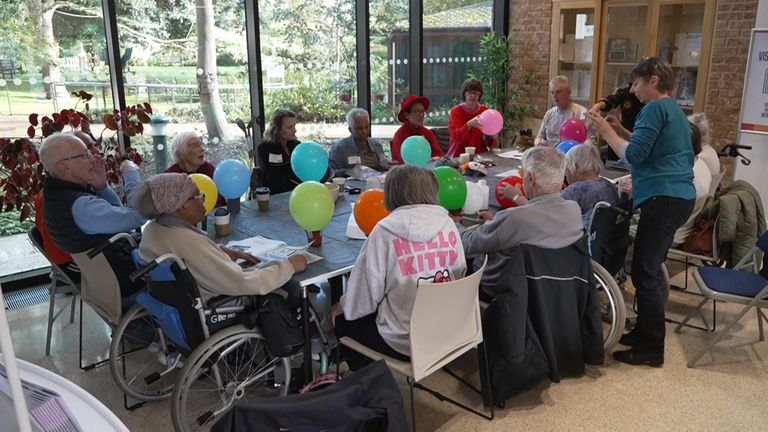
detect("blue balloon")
[290,142,329,182]
[401,135,430,167]
[556,140,579,154]
[213,159,250,199]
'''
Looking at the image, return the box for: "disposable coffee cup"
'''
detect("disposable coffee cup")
[466,146,476,161]
[255,186,270,211]
[332,177,346,187]
[306,230,322,247]
[214,208,231,237]
[459,153,470,164]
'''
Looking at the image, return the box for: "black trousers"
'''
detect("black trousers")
[631,196,694,353]
[335,313,410,371]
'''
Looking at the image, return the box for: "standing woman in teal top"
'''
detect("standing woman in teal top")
[586,57,695,367]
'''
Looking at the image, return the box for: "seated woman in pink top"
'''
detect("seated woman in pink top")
[390,95,444,164]
[447,79,497,157]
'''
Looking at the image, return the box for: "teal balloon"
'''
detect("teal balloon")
[291,141,329,182]
[434,166,467,211]
[213,159,250,199]
[289,181,334,231]
[401,135,430,167]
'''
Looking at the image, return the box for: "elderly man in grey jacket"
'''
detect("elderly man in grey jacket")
[329,108,390,177]
[462,146,585,297]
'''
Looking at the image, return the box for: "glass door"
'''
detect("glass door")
[599,3,649,100]
[551,4,598,108]
[656,1,706,113]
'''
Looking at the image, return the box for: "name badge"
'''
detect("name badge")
[268,153,283,164]
[348,156,362,165]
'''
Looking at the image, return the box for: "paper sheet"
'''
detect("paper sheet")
[495,168,521,178]
[228,236,322,264]
[496,149,525,159]
[345,202,367,240]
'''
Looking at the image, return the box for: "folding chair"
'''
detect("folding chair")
[27,227,80,356]
[675,231,768,368]
[339,257,492,431]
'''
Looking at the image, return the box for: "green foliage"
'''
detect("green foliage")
[468,32,530,138]
[264,82,347,124]
[0,210,34,236]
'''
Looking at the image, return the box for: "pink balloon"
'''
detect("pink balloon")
[478,109,504,135]
[559,118,587,144]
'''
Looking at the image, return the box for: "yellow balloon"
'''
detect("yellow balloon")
[189,173,218,214]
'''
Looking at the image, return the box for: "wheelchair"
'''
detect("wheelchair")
[108,251,332,431]
[586,198,632,351]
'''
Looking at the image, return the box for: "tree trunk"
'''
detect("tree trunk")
[40,0,64,100]
[196,0,231,141]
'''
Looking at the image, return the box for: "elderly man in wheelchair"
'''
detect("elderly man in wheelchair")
[110,173,318,431]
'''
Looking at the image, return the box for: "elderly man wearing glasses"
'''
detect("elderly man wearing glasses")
[39,132,147,297]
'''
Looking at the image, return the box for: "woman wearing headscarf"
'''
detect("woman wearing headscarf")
[134,173,307,304]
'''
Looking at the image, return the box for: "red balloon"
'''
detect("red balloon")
[353,189,390,236]
[559,118,587,143]
[495,176,525,208]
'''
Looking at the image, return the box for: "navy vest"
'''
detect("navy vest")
[42,176,143,297]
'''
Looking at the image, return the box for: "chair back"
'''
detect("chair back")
[28,227,78,289]
[708,166,726,195]
[409,256,487,381]
[70,250,123,326]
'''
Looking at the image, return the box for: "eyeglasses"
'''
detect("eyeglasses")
[191,193,205,202]
[58,150,92,163]
[409,109,426,115]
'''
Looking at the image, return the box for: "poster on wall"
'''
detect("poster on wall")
[740,29,768,134]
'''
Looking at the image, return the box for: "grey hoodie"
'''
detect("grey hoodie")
[340,204,467,355]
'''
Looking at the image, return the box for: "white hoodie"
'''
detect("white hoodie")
[339,204,467,355]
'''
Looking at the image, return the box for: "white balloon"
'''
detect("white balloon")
[463,182,483,215]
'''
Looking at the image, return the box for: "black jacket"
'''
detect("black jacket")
[481,239,605,404]
[211,360,409,432]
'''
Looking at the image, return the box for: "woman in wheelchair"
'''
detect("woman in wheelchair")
[330,165,467,370]
[561,143,618,229]
[133,173,307,305]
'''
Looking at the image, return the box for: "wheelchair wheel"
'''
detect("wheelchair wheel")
[592,260,626,351]
[171,324,291,431]
[109,303,179,402]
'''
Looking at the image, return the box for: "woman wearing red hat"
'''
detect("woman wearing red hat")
[390,95,444,164]
[447,78,497,157]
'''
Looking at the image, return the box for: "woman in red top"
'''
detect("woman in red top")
[447,79,497,157]
[390,95,444,164]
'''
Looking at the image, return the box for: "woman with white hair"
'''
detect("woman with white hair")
[688,112,721,193]
[561,144,618,228]
[165,131,224,206]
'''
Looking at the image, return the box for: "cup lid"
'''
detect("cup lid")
[214,207,229,216]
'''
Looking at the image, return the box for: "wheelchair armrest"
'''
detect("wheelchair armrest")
[87,232,137,258]
[207,295,239,309]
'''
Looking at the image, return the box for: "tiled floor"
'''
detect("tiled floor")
[5,262,768,431]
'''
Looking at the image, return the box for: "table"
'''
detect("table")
[206,191,366,383]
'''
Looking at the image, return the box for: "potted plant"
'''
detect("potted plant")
[0,90,151,222]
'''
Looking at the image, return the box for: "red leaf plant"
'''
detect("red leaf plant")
[0,90,152,222]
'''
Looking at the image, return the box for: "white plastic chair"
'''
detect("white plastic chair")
[340,257,492,431]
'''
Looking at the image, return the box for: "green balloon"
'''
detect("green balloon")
[433,166,467,211]
[289,181,334,231]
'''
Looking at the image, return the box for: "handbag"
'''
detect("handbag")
[257,293,304,357]
[682,218,715,256]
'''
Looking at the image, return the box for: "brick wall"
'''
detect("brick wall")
[705,0,758,152]
[508,0,758,163]
[506,0,553,125]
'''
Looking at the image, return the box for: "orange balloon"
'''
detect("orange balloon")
[354,189,390,236]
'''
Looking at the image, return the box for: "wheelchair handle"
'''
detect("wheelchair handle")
[130,261,158,281]
[129,253,188,281]
[718,143,753,166]
[86,232,137,258]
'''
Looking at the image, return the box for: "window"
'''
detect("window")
[370,0,410,135]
